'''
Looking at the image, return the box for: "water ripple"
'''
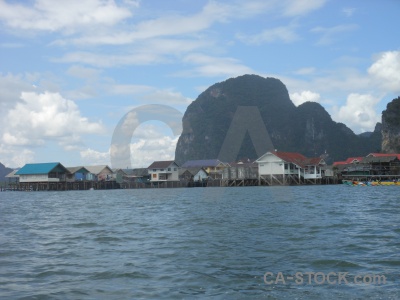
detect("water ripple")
[0,186,399,299]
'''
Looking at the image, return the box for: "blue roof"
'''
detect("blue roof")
[15,162,67,175]
[181,159,225,168]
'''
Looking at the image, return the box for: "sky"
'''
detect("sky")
[0,0,399,168]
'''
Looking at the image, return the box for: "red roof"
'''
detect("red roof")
[333,157,363,166]
[272,151,324,168]
[367,153,400,160]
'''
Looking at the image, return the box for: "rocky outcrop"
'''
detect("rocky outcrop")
[382,96,400,153]
[0,162,13,182]
[175,74,382,164]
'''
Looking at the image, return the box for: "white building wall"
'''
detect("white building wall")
[19,174,60,183]
[193,170,208,181]
[149,163,179,181]
[257,154,285,175]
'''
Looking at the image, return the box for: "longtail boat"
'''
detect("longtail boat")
[342,179,400,186]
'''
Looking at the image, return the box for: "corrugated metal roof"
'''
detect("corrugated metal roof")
[15,162,67,175]
[367,153,400,160]
[148,161,177,169]
[181,159,225,168]
[124,168,149,176]
[362,156,399,163]
[179,167,207,176]
[67,166,89,174]
[85,165,112,175]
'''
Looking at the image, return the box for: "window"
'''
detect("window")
[168,168,171,171]
[161,169,164,171]
[153,169,156,172]
[174,168,177,171]
[152,174,157,178]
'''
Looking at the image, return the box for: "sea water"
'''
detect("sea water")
[0,185,399,299]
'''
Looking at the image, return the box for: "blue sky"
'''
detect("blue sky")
[0,0,399,168]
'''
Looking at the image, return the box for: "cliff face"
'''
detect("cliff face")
[175,74,382,164]
[382,96,400,153]
[0,162,13,182]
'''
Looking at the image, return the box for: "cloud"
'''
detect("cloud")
[66,65,102,80]
[129,124,179,167]
[0,73,38,109]
[82,124,179,167]
[80,148,110,165]
[50,0,326,47]
[108,84,153,95]
[54,36,213,67]
[368,51,400,93]
[293,67,316,75]
[179,53,253,77]
[55,51,168,68]
[290,90,321,106]
[0,0,132,33]
[311,24,359,45]
[50,1,274,46]
[342,7,356,17]
[0,42,24,48]
[282,0,327,17]
[142,90,193,105]
[237,25,299,45]
[2,91,104,148]
[0,145,34,168]
[332,93,381,133]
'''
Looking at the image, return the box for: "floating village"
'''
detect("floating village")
[2,151,400,191]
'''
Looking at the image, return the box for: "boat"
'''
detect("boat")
[342,179,400,186]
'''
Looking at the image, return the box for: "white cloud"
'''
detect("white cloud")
[80,148,110,165]
[342,7,356,17]
[129,124,179,167]
[66,65,102,80]
[0,42,24,48]
[130,136,178,168]
[55,51,166,68]
[83,124,179,167]
[108,84,153,95]
[332,93,381,133]
[0,0,132,33]
[368,51,400,93]
[293,67,315,75]
[0,145,34,168]
[54,37,212,67]
[290,90,321,106]
[180,53,253,77]
[142,90,193,105]
[282,0,327,16]
[50,1,274,46]
[2,91,104,148]
[311,24,359,45]
[237,25,299,45]
[0,73,37,109]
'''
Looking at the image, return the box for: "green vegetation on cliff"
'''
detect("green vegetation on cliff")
[382,96,400,153]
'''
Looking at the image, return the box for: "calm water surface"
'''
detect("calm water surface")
[0,185,399,299]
